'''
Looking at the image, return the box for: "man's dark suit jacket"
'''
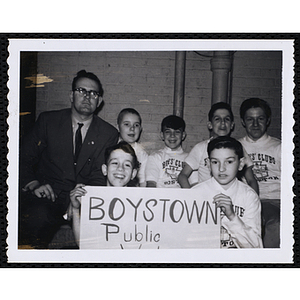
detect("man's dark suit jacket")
[20,108,119,209]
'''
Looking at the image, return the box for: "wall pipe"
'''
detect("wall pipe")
[173,51,186,117]
[210,51,233,104]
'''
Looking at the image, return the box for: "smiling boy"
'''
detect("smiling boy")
[239,98,281,248]
[69,141,139,246]
[178,102,258,194]
[146,115,196,188]
[102,142,138,187]
[192,136,263,248]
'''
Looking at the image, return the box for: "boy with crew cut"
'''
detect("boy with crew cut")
[192,136,263,248]
[69,141,139,246]
[178,102,258,194]
[117,108,148,187]
[146,115,197,188]
[239,98,281,248]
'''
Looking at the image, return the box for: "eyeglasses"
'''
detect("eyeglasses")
[74,87,100,99]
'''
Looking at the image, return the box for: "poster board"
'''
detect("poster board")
[80,186,220,249]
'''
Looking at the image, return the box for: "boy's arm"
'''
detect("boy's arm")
[178,163,193,188]
[72,207,80,246]
[244,166,259,195]
[214,192,263,248]
[70,184,86,247]
[241,147,259,195]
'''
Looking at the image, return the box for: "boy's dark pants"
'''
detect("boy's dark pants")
[261,199,280,248]
[18,191,70,248]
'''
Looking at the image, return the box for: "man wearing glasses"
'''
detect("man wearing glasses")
[19,70,118,248]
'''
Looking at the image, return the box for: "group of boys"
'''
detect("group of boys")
[144,99,280,248]
[19,70,281,249]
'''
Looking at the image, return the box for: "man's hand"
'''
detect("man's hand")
[23,180,40,192]
[34,184,56,202]
[213,193,235,221]
[70,183,86,209]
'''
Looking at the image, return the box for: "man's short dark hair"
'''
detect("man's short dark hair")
[208,102,234,122]
[117,108,142,126]
[240,98,272,120]
[72,70,104,97]
[207,136,244,159]
[161,115,186,132]
[104,141,139,170]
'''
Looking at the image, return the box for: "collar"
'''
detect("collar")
[71,115,93,130]
[164,146,184,154]
[211,176,238,194]
[118,139,138,149]
[245,132,269,143]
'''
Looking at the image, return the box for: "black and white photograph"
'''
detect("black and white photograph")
[6,39,294,263]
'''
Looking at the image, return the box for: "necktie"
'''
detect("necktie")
[74,123,84,162]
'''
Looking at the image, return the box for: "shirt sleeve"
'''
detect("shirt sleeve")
[275,142,281,169]
[137,149,149,184]
[222,189,263,248]
[185,143,202,171]
[242,146,254,168]
[20,112,48,188]
[145,152,161,183]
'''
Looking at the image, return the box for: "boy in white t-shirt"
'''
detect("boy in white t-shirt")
[193,136,263,248]
[117,108,148,187]
[178,102,258,194]
[239,98,281,248]
[146,115,197,188]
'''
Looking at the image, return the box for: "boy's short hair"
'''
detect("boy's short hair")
[161,115,186,132]
[240,98,272,120]
[104,141,139,170]
[207,136,244,159]
[72,70,103,97]
[117,108,142,125]
[208,102,234,122]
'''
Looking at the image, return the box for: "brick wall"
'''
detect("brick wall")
[35,50,282,155]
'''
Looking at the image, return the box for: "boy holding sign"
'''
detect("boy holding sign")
[69,141,139,245]
[192,136,263,248]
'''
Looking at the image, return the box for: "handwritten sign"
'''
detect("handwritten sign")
[80,186,220,249]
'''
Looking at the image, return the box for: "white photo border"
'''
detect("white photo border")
[7,39,295,263]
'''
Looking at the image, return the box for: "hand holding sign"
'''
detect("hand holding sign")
[70,183,87,209]
[213,193,235,221]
